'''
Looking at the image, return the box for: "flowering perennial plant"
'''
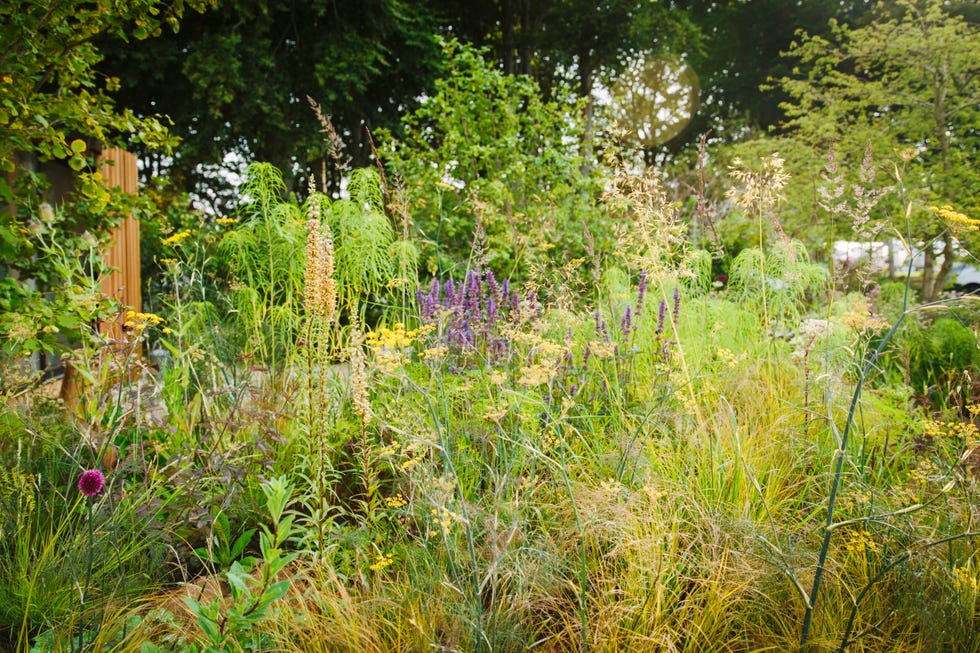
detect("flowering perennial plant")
[78,469,105,497]
[416,269,532,366]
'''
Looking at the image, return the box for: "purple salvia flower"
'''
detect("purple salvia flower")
[655,299,667,336]
[620,305,633,336]
[444,278,456,307]
[593,309,603,337]
[486,270,501,307]
[486,295,498,331]
[636,270,648,317]
[673,286,681,323]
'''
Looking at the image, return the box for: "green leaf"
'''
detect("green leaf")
[230,527,257,559]
[226,561,252,599]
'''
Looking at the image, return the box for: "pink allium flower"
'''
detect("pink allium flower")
[78,470,105,497]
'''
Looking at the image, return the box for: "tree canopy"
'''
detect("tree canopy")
[99,0,444,202]
[774,0,980,300]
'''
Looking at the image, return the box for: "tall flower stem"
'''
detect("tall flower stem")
[76,499,94,653]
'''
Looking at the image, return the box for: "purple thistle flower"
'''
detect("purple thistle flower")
[78,469,105,497]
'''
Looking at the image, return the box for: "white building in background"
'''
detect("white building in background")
[832,239,980,292]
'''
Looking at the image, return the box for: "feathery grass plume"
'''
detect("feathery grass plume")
[726,152,789,216]
[850,142,890,240]
[604,158,687,276]
[307,95,351,190]
[304,184,338,322]
[350,324,371,425]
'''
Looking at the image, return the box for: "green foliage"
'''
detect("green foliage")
[324,167,398,317]
[0,203,119,389]
[381,40,610,282]
[900,314,980,401]
[774,0,980,299]
[182,477,297,653]
[729,239,829,331]
[219,163,305,371]
[0,0,211,369]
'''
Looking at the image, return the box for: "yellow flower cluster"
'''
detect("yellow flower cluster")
[428,506,459,537]
[365,323,424,350]
[123,310,165,334]
[931,205,980,232]
[384,493,407,509]
[922,418,980,444]
[215,217,238,225]
[953,565,979,594]
[716,348,747,369]
[379,439,425,473]
[161,230,191,246]
[421,344,448,362]
[365,323,433,372]
[518,361,558,387]
[840,307,888,334]
[588,340,617,360]
[368,552,394,571]
[844,529,879,555]
[482,405,508,424]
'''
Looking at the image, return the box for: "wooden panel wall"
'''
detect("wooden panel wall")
[97,148,141,334]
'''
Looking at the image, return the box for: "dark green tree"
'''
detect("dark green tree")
[99,0,444,204]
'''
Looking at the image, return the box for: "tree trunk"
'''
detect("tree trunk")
[922,243,936,302]
[921,235,956,303]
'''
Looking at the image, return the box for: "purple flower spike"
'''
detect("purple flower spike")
[636,270,648,317]
[620,305,633,336]
[656,299,667,336]
[78,469,105,497]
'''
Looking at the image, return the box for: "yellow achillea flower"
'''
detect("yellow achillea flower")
[369,552,394,571]
[844,529,879,555]
[122,310,165,335]
[215,217,238,225]
[953,565,979,593]
[931,205,980,232]
[161,230,191,246]
[384,493,407,509]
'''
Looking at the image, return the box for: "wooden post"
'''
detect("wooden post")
[97,147,141,333]
[60,148,141,406]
